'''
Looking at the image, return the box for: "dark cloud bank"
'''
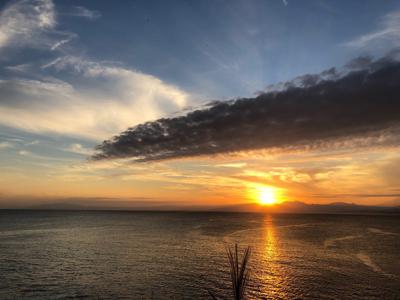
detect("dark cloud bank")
[93,53,400,162]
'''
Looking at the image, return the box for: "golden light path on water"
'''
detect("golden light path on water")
[224,214,289,299]
[259,215,288,299]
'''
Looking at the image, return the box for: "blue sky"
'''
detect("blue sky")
[53,0,400,98]
[1,0,400,206]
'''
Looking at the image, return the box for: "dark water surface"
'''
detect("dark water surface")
[0,211,399,299]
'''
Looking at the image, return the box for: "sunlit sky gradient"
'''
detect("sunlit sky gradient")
[1,0,400,208]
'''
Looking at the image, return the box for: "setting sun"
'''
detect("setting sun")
[258,187,278,206]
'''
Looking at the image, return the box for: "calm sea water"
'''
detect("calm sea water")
[0,211,399,299]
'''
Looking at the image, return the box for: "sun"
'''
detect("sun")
[258,187,278,205]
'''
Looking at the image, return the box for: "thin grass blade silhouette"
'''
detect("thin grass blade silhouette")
[226,244,251,300]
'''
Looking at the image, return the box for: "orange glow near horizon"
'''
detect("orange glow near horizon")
[252,186,282,206]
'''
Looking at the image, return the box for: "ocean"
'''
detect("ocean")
[0,211,399,299]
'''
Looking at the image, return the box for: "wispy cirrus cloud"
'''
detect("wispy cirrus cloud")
[344,10,400,48]
[92,53,400,162]
[69,6,101,20]
[0,0,56,49]
[64,143,94,156]
[0,0,97,52]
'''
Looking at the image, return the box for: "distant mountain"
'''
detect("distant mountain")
[379,198,400,207]
[30,202,90,210]
[20,200,400,214]
[29,202,188,211]
[28,199,209,211]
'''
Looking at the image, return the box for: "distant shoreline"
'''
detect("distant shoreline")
[1,207,399,216]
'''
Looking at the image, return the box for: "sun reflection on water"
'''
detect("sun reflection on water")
[264,216,276,260]
[257,215,288,299]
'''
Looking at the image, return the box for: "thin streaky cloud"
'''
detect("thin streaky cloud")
[68,6,101,20]
[344,10,400,47]
[50,33,77,50]
[63,143,94,156]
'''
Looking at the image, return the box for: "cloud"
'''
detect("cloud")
[50,34,76,50]
[0,56,189,140]
[238,168,313,185]
[18,150,30,156]
[0,0,56,49]
[0,0,79,52]
[0,141,14,149]
[17,148,74,161]
[5,63,32,73]
[92,53,400,162]
[69,6,101,20]
[216,162,247,168]
[378,157,400,187]
[344,10,400,48]
[64,143,93,155]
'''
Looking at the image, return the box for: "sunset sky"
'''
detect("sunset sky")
[0,0,400,208]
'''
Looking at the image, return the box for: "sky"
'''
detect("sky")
[0,0,400,209]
